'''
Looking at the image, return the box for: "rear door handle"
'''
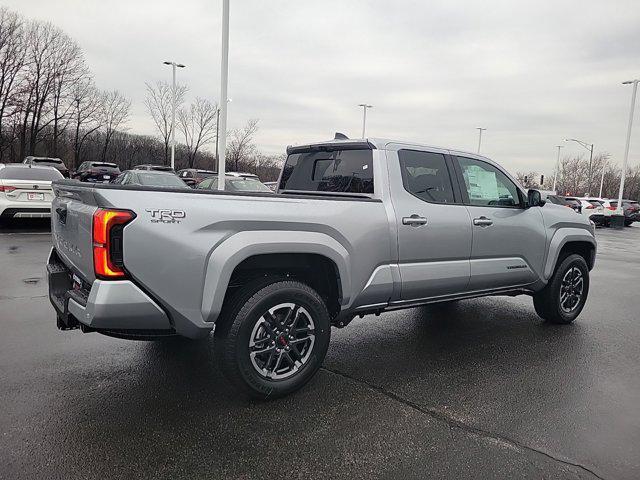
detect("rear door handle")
[402,214,428,227]
[473,216,493,227]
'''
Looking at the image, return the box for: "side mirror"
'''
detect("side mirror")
[527,189,546,208]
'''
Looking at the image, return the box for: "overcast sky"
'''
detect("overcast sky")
[6,0,640,174]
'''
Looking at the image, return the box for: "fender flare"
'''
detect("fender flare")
[543,228,596,280]
[200,230,351,323]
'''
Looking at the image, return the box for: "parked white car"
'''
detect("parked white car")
[583,198,616,226]
[0,164,63,220]
[565,197,606,226]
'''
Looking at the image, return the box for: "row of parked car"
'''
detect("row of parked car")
[547,194,640,227]
[2,156,640,228]
[0,156,275,222]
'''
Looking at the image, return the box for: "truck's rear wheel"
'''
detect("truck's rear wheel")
[214,279,331,399]
[533,254,589,324]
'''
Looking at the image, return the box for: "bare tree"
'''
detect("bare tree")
[515,171,540,189]
[178,98,217,168]
[0,7,26,160]
[145,81,187,165]
[48,35,87,157]
[70,78,102,168]
[99,90,130,161]
[227,119,259,171]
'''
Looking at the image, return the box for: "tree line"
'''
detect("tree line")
[0,7,283,180]
[516,152,640,200]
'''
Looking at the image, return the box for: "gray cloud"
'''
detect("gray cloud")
[6,0,640,174]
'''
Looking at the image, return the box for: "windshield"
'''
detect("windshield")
[91,162,118,168]
[0,166,63,181]
[280,148,374,194]
[136,172,187,188]
[228,178,272,192]
[32,158,63,165]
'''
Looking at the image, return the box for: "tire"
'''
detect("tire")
[533,254,589,324]
[625,220,633,227]
[214,278,331,399]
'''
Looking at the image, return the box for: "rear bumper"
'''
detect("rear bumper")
[587,213,605,225]
[47,248,173,336]
[0,205,51,218]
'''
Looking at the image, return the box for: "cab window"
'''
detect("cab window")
[398,149,456,204]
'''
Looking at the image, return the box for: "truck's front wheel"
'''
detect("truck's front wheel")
[214,279,331,399]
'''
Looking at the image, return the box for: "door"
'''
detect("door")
[388,147,472,302]
[453,155,546,291]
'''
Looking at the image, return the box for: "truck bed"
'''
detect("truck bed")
[50,180,393,338]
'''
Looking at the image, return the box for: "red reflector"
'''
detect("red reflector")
[0,185,16,192]
[92,209,134,279]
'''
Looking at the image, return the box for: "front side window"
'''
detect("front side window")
[280,149,373,194]
[398,149,455,203]
[456,157,521,207]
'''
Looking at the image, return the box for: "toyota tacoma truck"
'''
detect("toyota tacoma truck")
[48,137,596,398]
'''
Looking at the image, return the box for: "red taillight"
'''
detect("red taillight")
[0,185,16,192]
[92,208,135,279]
[585,205,595,209]
[607,206,616,211]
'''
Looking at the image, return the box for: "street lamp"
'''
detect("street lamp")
[476,127,486,154]
[552,145,563,193]
[163,61,186,170]
[565,138,594,195]
[217,0,230,190]
[598,157,607,198]
[358,104,373,138]
[616,79,640,216]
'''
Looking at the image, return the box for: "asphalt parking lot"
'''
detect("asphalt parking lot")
[1,220,639,480]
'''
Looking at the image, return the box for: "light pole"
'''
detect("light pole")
[616,79,639,216]
[598,157,607,198]
[217,0,230,190]
[552,145,563,193]
[565,138,594,195]
[358,104,373,138]
[476,127,486,154]
[163,61,185,170]
[215,107,220,165]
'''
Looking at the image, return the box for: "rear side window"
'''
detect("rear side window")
[0,166,63,181]
[398,150,455,203]
[280,149,373,194]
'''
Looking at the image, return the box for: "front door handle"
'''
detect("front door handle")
[402,214,428,227]
[473,216,493,227]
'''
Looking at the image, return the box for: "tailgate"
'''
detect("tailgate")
[51,182,98,283]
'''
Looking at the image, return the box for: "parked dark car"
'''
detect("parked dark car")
[72,161,121,183]
[196,173,273,193]
[609,199,640,226]
[23,156,69,178]
[133,164,175,172]
[546,194,579,212]
[561,197,582,214]
[111,170,189,189]
[177,168,216,187]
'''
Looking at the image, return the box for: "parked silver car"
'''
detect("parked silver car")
[48,137,596,398]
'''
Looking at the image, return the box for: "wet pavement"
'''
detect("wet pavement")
[1,219,639,479]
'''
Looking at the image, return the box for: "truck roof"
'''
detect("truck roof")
[286,137,495,165]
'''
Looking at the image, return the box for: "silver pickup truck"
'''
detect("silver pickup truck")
[48,137,596,398]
